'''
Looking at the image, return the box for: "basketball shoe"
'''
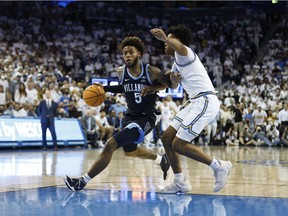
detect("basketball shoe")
[160,154,170,180]
[64,175,86,191]
[159,178,191,194]
[213,159,232,192]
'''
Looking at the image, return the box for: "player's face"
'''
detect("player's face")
[164,34,175,56]
[122,46,140,68]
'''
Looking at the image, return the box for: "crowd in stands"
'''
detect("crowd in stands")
[0,2,287,148]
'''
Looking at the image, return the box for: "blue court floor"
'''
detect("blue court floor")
[1,187,287,216]
[1,146,288,216]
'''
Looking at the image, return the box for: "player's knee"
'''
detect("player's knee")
[161,131,173,148]
[172,138,188,154]
[171,139,180,152]
[103,138,118,152]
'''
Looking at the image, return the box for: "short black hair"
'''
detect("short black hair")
[121,36,145,55]
[167,25,192,46]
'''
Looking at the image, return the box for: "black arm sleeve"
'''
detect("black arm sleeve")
[103,85,124,93]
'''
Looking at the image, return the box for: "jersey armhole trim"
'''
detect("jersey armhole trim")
[145,64,153,85]
[174,50,196,67]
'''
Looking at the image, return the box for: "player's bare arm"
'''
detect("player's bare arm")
[141,66,166,96]
[149,66,179,89]
[141,66,178,97]
[93,67,125,94]
[150,28,188,56]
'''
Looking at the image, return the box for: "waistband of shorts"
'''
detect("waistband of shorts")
[189,91,217,100]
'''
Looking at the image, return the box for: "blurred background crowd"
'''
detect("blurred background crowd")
[0,1,287,148]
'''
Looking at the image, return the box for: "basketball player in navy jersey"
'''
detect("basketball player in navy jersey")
[65,36,176,191]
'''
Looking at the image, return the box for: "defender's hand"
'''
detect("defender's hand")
[150,28,167,42]
[169,72,182,84]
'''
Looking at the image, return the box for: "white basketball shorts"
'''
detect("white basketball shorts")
[170,94,220,142]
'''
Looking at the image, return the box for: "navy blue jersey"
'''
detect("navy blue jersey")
[119,63,157,114]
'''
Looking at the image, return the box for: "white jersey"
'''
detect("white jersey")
[171,46,215,98]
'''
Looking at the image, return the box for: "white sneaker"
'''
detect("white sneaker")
[213,160,232,192]
[98,140,105,148]
[159,178,191,194]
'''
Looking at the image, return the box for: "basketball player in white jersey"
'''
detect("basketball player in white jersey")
[150,25,232,193]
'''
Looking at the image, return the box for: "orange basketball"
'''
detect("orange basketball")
[83,85,105,107]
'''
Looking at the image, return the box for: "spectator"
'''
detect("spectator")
[252,105,267,129]
[198,126,209,146]
[26,103,38,117]
[114,111,124,134]
[159,97,176,132]
[12,102,28,117]
[211,127,225,146]
[94,109,114,147]
[278,102,288,138]
[225,126,239,146]
[252,126,273,147]
[239,125,260,146]
[281,127,288,147]
[232,103,244,139]
[266,124,280,146]
[0,84,6,112]
[107,110,118,134]
[109,98,127,115]
[58,89,71,117]
[38,89,58,151]
[244,107,254,130]
[220,105,233,128]
[14,82,28,104]
[80,110,99,148]
[206,115,218,145]
[26,80,38,105]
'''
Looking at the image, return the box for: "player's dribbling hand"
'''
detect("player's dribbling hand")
[93,82,104,89]
[150,28,167,42]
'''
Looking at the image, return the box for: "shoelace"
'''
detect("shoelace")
[161,156,167,165]
[75,179,84,189]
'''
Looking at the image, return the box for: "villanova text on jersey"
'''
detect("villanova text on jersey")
[123,83,146,92]
[121,63,157,114]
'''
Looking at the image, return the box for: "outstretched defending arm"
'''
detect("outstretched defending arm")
[141,66,179,96]
[150,28,188,56]
[149,66,179,89]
